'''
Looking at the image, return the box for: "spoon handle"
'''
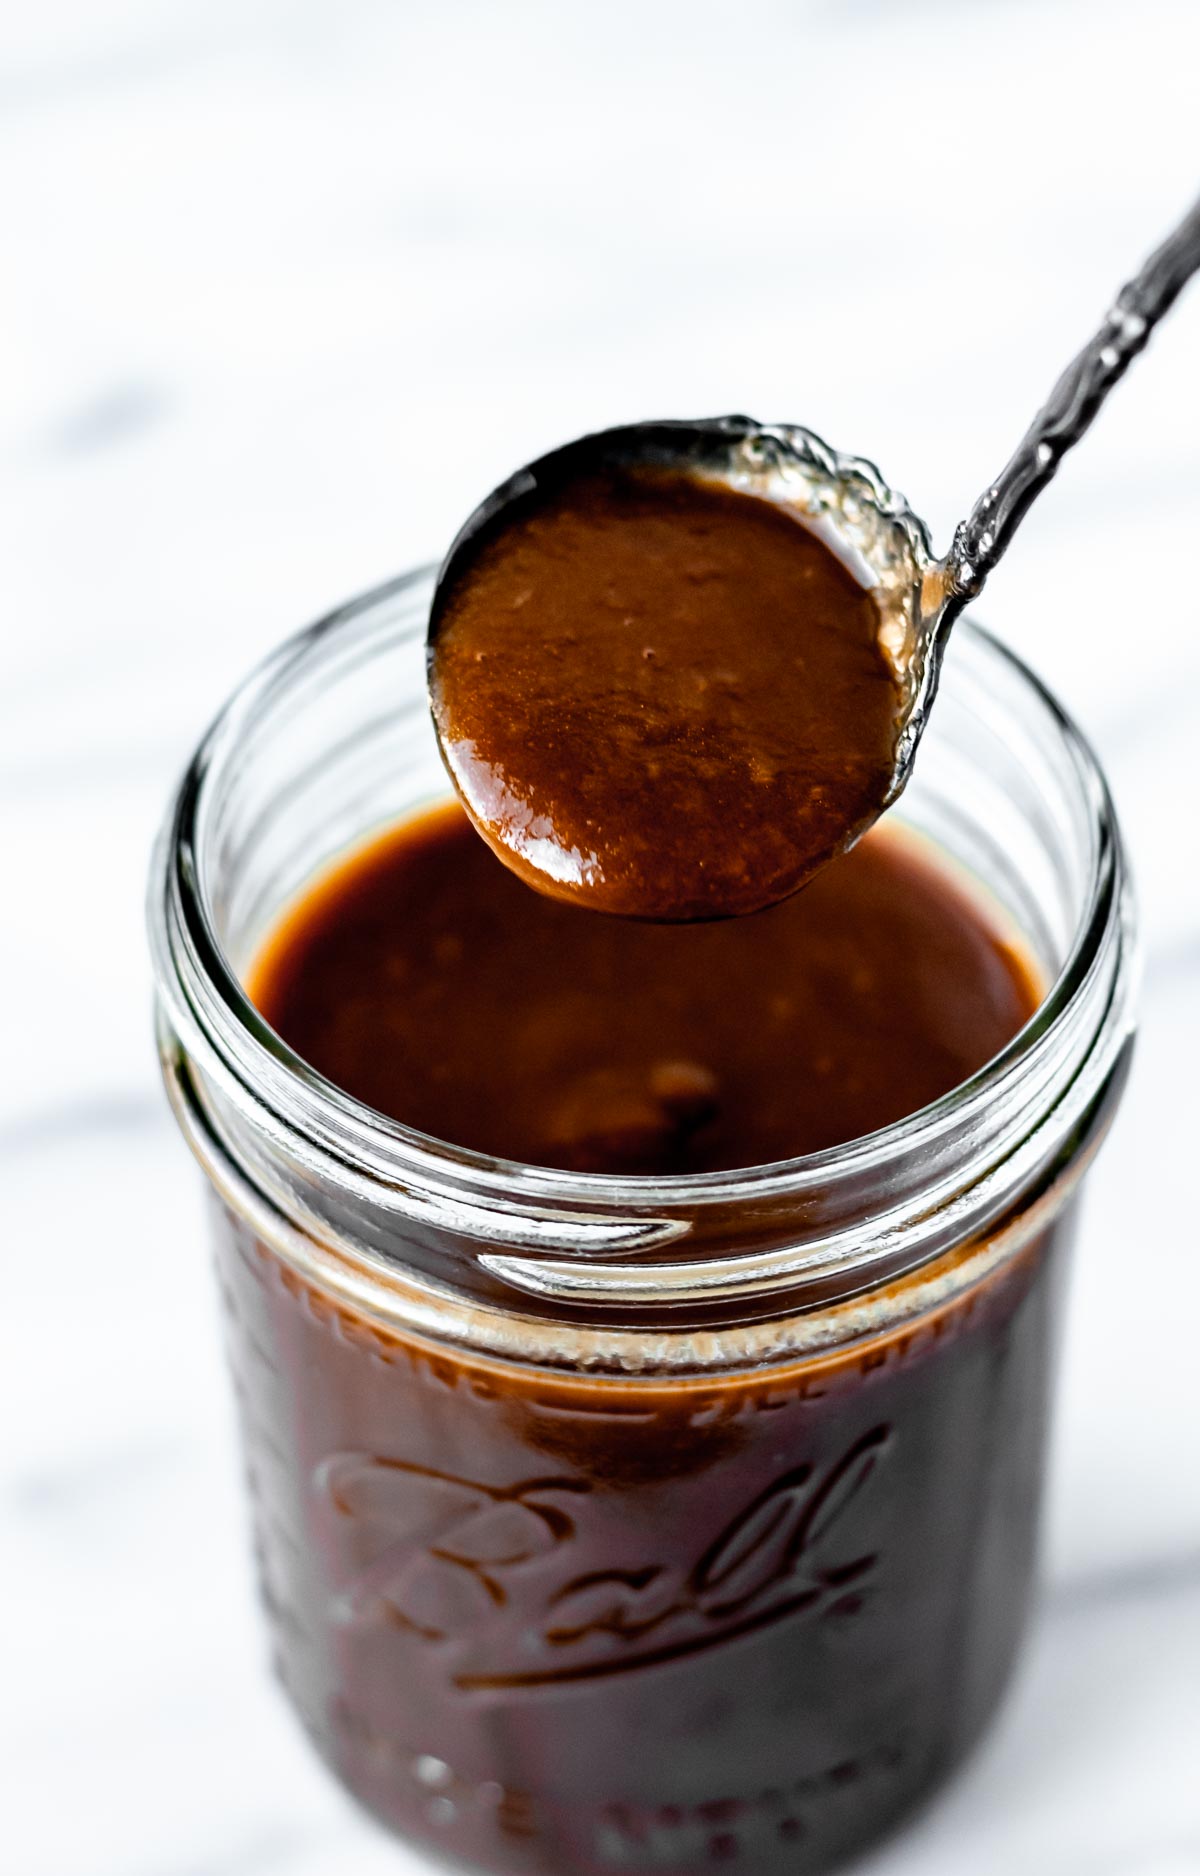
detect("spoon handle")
[944,193,1200,601]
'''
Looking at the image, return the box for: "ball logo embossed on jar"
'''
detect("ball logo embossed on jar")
[318,1425,890,1691]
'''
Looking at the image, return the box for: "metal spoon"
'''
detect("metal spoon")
[428,193,1200,916]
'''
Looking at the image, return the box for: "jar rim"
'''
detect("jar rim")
[150,562,1133,1228]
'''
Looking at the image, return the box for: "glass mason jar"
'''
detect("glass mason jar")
[149,566,1135,1876]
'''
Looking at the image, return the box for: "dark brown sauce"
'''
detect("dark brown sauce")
[428,468,905,921]
[222,804,1088,1876]
[214,1167,1077,1876]
[248,801,1038,1175]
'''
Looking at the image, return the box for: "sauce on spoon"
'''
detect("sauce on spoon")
[428,465,905,921]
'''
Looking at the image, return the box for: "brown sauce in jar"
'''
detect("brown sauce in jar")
[427,468,906,921]
[218,803,1074,1874]
[248,803,1037,1175]
[215,1195,1074,1876]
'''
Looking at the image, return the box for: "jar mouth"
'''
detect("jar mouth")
[150,562,1134,1230]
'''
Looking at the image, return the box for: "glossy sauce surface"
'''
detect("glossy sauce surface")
[428,469,906,920]
[248,802,1039,1174]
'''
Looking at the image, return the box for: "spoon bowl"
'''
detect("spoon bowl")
[427,416,938,918]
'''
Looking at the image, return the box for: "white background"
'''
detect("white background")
[2,4,1198,1873]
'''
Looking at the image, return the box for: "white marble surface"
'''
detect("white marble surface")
[3,3,1199,1872]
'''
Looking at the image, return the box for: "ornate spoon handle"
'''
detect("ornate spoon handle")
[944,193,1200,602]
